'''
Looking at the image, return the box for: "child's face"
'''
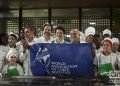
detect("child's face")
[102,41,111,52]
[112,42,119,52]
[10,55,17,64]
[8,36,17,47]
[86,34,94,43]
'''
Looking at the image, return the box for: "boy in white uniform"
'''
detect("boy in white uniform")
[112,38,120,69]
[2,48,24,77]
[94,38,118,77]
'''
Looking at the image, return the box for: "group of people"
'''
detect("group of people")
[0,23,120,78]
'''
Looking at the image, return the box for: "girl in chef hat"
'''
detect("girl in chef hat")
[2,48,24,77]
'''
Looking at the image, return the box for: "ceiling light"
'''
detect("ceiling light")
[89,22,96,25]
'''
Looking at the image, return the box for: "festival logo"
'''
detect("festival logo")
[36,47,51,75]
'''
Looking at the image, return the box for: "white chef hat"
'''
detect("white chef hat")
[80,31,86,41]
[102,37,112,47]
[8,32,19,40]
[6,48,18,61]
[102,29,111,36]
[85,27,95,37]
[112,38,119,44]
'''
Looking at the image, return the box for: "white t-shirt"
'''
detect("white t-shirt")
[94,52,117,69]
[37,36,54,43]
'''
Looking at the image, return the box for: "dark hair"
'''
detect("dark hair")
[93,38,100,49]
[24,26,36,36]
[43,23,53,31]
[94,34,100,38]
[9,34,18,40]
[55,26,65,34]
[103,34,111,39]
[0,35,8,45]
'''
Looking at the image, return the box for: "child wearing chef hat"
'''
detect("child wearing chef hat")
[112,38,120,70]
[102,29,111,39]
[112,38,119,53]
[2,48,24,77]
[85,27,95,43]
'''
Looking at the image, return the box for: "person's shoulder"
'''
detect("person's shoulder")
[111,52,118,57]
[96,52,102,57]
[50,36,55,41]
[17,63,23,68]
[3,64,8,68]
[34,37,40,42]
[117,51,120,55]
[64,41,69,43]
[111,52,117,55]
[80,41,87,43]
[38,36,44,40]
[31,37,43,44]
[0,45,9,49]
[36,36,45,43]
